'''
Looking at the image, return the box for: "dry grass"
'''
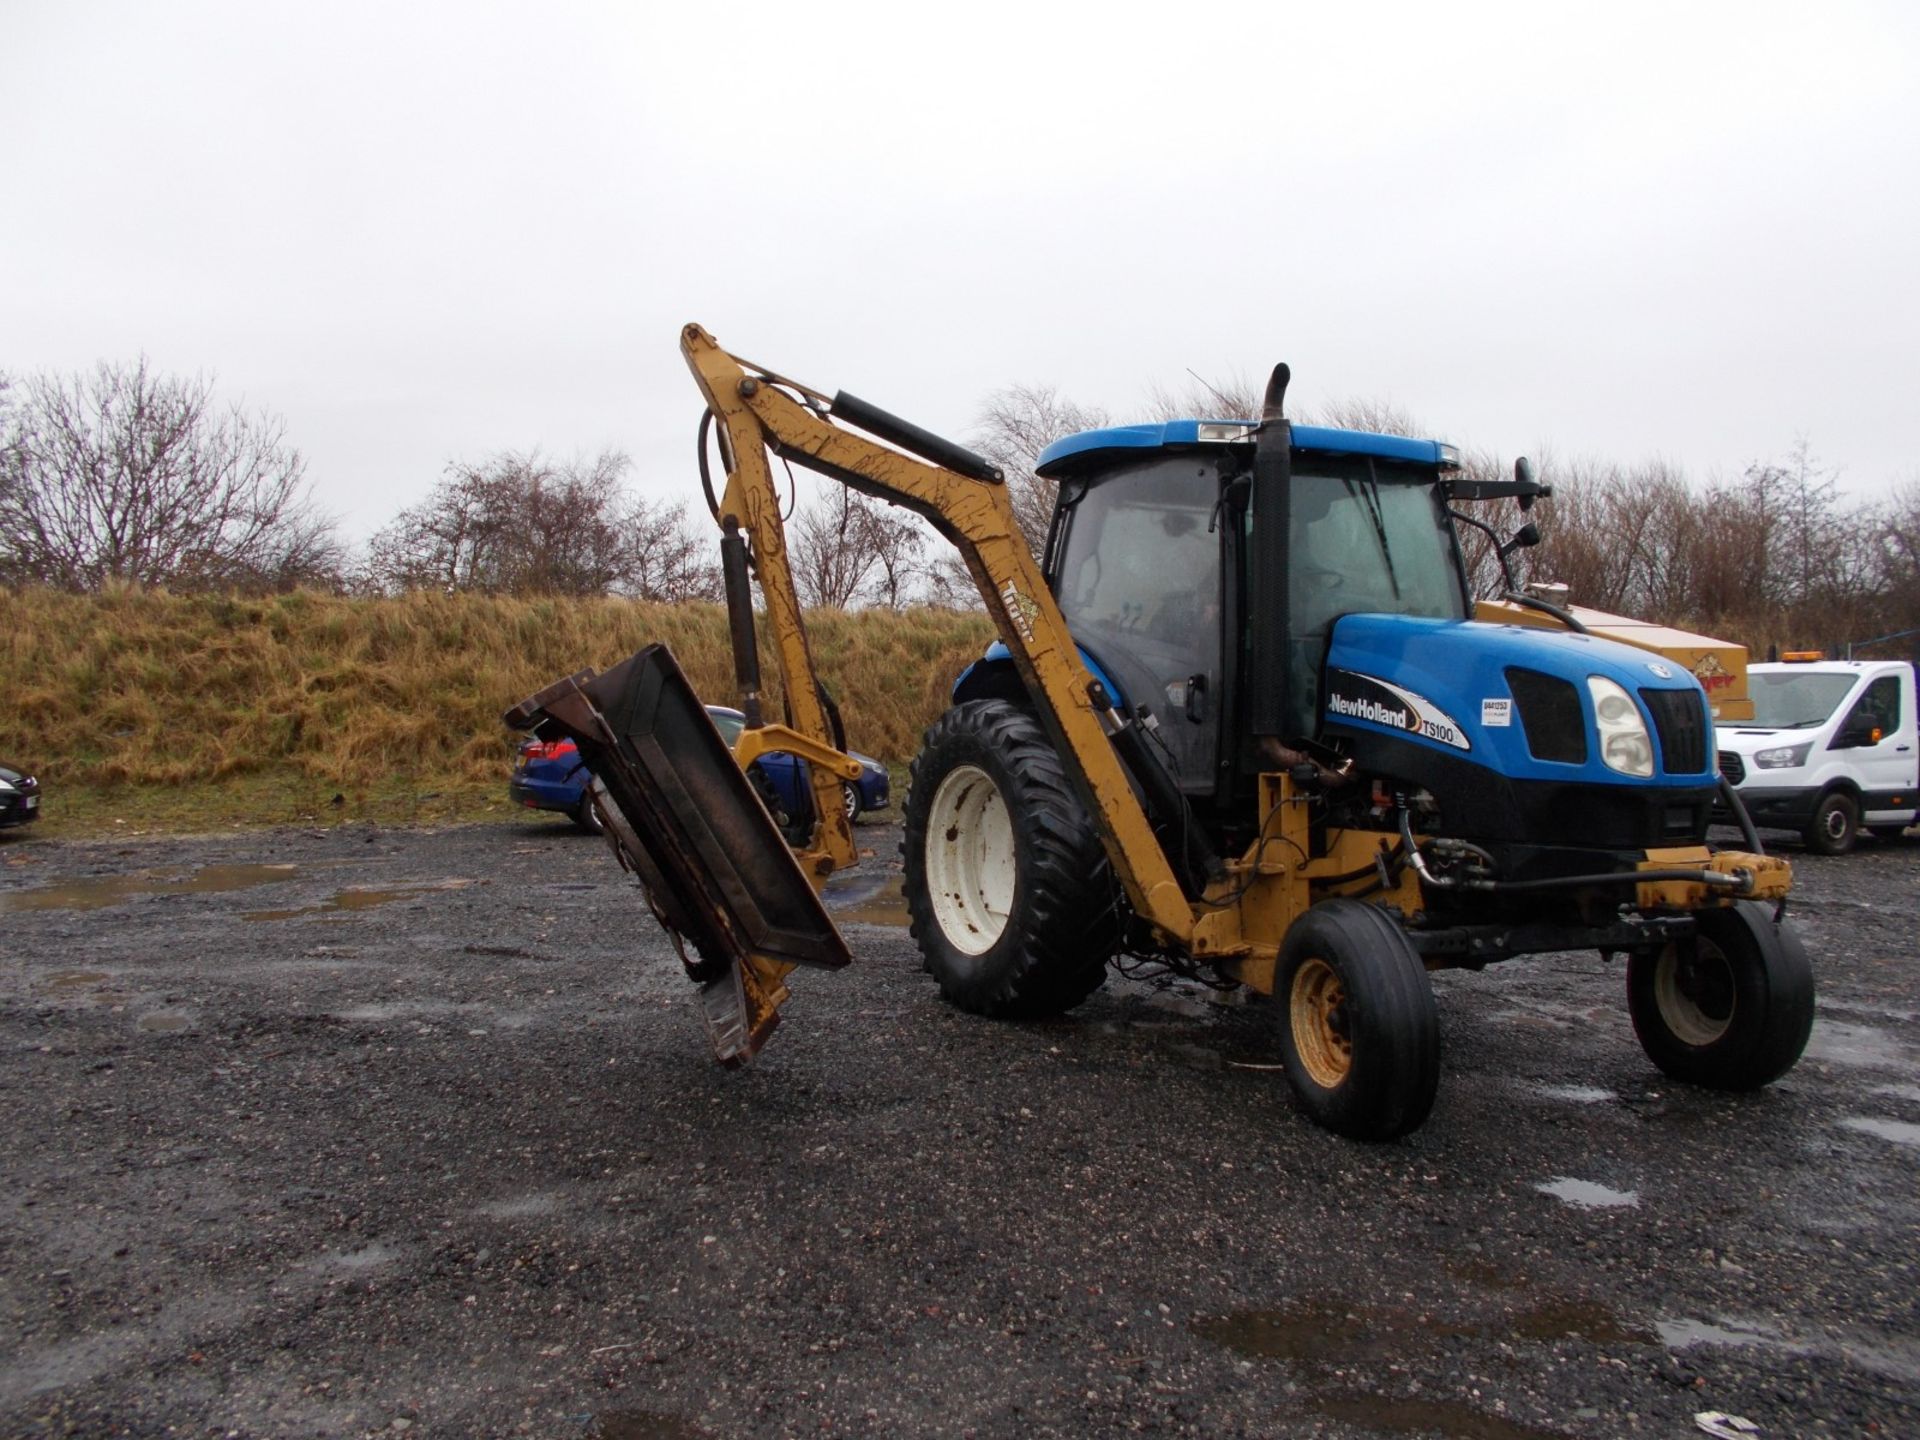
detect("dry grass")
[0,587,993,836]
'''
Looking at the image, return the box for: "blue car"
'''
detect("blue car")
[509,704,889,836]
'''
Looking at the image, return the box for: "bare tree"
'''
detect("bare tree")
[788,487,882,609]
[365,449,647,595]
[0,358,341,591]
[619,496,725,603]
[971,384,1111,559]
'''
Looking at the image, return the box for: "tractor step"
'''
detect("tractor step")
[505,644,849,1064]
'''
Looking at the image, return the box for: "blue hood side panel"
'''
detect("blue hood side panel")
[1323,615,1715,785]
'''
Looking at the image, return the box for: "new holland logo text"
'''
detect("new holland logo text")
[1328,693,1413,728]
[1326,671,1471,751]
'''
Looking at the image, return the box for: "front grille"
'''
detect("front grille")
[1506,668,1588,764]
[1718,750,1746,786]
[1642,687,1709,775]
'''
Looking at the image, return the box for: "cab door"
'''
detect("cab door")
[1833,672,1917,818]
[1051,455,1225,796]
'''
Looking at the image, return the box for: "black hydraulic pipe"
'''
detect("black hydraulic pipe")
[720,525,763,728]
[1718,774,1766,856]
[1498,589,1590,635]
[1107,713,1226,896]
[829,391,1004,483]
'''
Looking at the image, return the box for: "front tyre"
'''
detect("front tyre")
[1274,900,1440,1141]
[1804,790,1859,855]
[1627,901,1814,1090]
[903,700,1119,1019]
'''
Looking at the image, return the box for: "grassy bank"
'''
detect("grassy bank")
[0,588,993,837]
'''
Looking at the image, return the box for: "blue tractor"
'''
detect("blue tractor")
[908,386,1811,1138]
[513,332,1812,1142]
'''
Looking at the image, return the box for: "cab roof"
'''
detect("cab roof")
[1035,420,1453,478]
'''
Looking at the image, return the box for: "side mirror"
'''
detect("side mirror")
[1497,521,1541,562]
[1516,457,1539,512]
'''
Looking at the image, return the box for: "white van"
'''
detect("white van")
[1715,659,1918,854]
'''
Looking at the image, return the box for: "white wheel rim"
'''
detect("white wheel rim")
[1654,942,1735,1046]
[924,763,1016,955]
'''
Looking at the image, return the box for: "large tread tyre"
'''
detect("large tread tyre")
[1804,790,1859,855]
[1274,900,1440,1142]
[1627,901,1815,1091]
[903,700,1120,1019]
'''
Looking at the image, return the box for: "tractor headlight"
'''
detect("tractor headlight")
[1753,742,1812,770]
[1587,677,1654,778]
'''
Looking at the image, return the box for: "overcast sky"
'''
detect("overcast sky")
[5,1,1917,542]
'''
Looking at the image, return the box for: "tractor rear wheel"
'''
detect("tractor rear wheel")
[903,700,1119,1019]
[1626,901,1814,1090]
[1274,900,1440,1141]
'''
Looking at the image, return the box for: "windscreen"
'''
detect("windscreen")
[1287,466,1467,639]
[1750,671,1858,729]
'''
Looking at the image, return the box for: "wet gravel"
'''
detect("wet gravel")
[1,818,1916,1438]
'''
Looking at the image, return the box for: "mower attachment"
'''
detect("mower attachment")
[504,644,849,1065]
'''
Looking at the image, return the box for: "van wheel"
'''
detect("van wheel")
[1274,900,1440,1141]
[903,700,1119,1019]
[1804,791,1859,855]
[1627,902,1814,1090]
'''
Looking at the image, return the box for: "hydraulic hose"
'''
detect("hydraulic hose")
[1718,774,1766,856]
[1397,809,1752,896]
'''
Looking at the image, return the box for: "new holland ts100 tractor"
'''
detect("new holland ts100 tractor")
[508,328,1813,1141]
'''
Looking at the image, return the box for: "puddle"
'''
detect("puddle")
[333,1000,480,1023]
[1657,1316,1808,1355]
[1838,1115,1920,1148]
[1198,1297,1646,1435]
[821,871,909,928]
[586,1411,710,1440]
[137,1012,191,1034]
[244,878,475,922]
[1803,1019,1913,1071]
[1535,1177,1639,1210]
[1194,1295,1649,1365]
[1535,1084,1615,1105]
[475,1191,563,1220]
[41,970,112,994]
[1,863,298,913]
[308,1242,404,1274]
[1311,1394,1569,1440]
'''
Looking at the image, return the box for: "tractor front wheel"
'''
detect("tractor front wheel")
[903,700,1119,1019]
[1626,901,1814,1090]
[1274,900,1440,1141]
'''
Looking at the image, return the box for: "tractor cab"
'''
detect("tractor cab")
[963,420,1474,815]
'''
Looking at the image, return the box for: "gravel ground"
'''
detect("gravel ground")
[1,817,1916,1439]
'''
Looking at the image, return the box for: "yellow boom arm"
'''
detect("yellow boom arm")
[681,323,1196,945]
